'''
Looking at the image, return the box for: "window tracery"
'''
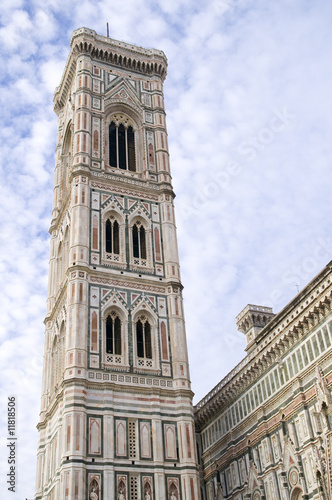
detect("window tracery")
[61,125,72,201]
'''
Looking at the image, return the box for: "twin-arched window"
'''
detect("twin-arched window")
[104,219,147,262]
[104,314,154,366]
[109,121,135,171]
[105,221,147,260]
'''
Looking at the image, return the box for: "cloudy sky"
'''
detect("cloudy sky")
[1,0,332,497]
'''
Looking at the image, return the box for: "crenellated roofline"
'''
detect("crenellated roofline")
[54,28,168,112]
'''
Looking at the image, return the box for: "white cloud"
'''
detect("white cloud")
[34,9,57,40]
[0,9,37,56]
[14,77,44,104]
[1,0,332,497]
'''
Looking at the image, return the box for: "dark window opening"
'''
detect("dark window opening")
[106,219,119,254]
[140,226,146,259]
[137,319,144,358]
[136,319,152,359]
[106,315,121,355]
[132,223,146,259]
[109,122,117,167]
[109,121,136,171]
[133,224,139,258]
[118,124,126,169]
[128,127,135,171]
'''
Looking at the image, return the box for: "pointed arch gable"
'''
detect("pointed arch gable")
[282,438,299,471]
[128,203,151,226]
[131,300,157,324]
[244,461,261,498]
[104,83,143,116]
[102,203,125,220]
[102,291,128,318]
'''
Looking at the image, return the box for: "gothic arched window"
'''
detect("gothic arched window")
[136,318,152,359]
[132,222,146,259]
[62,125,72,199]
[106,313,121,355]
[106,218,119,254]
[109,121,136,171]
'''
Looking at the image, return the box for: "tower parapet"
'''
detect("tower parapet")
[236,304,275,351]
[54,28,167,112]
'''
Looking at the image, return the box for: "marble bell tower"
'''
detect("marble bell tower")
[35,28,200,500]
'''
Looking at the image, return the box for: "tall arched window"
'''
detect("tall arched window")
[106,313,121,355]
[106,218,119,254]
[109,121,136,171]
[57,242,63,289]
[50,337,58,393]
[132,222,146,259]
[62,126,72,199]
[136,318,152,359]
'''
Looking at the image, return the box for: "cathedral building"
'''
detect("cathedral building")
[195,266,332,500]
[35,28,332,500]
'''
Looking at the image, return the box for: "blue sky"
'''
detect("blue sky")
[1,0,332,497]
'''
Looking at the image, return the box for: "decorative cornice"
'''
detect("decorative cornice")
[71,28,167,79]
[91,171,159,191]
[90,275,166,294]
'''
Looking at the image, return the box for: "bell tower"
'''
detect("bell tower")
[35,28,200,500]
